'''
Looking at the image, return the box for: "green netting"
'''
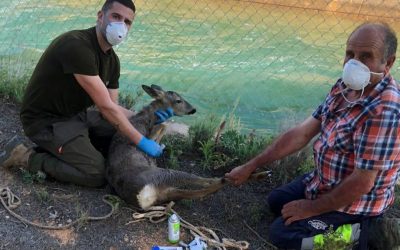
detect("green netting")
[1,0,400,134]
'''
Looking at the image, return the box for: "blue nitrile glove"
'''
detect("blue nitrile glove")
[154,107,174,124]
[137,137,164,157]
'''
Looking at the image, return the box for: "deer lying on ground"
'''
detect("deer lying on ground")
[106,85,226,210]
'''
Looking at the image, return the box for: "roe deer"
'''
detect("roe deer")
[106,84,226,210]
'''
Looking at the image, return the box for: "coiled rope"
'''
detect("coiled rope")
[0,186,118,230]
[127,201,250,249]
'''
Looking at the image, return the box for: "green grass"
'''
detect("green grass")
[184,105,275,170]
[35,187,51,203]
[0,70,29,102]
[119,89,144,109]
[188,114,220,152]
[20,169,47,184]
[218,129,272,163]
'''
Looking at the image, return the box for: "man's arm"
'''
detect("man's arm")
[108,88,135,118]
[282,168,377,225]
[226,116,321,185]
[75,74,142,144]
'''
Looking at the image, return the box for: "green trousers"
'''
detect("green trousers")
[28,110,116,187]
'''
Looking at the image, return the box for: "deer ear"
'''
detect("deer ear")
[150,84,163,91]
[142,84,164,99]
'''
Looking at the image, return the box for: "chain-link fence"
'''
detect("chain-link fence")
[1,0,400,134]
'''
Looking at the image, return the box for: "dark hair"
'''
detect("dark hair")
[102,0,135,13]
[350,22,397,61]
[381,23,398,61]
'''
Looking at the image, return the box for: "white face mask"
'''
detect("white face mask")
[342,59,384,91]
[105,22,128,46]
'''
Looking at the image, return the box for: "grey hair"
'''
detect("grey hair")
[349,22,397,62]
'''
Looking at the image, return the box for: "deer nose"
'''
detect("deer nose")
[188,108,196,115]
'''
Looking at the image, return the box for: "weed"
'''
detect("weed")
[163,134,188,156]
[0,70,30,102]
[74,203,89,229]
[219,129,270,164]
[104,195,123,213]
[188,115,219,151]
[166,149,180,169]
[20,169,46,184]
[296,156,315,175]
[162,134,189,169]
[178,199,193,208]
[198,139,234,170]
[35,187,50,203]
[247,203,264,225]
[119,89,144,109]
[198,139,215,167]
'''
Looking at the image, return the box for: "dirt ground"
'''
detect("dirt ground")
[0,96,277,250]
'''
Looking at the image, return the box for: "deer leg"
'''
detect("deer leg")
[158,180,226,203]
[189,177,225,187]
[149,124,167,143]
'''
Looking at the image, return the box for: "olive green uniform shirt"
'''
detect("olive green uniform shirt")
[20,27,120,136]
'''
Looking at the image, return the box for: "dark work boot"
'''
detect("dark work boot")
[0,135,33,169]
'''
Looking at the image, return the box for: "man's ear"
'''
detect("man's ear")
[97,10,103,24]
[385,55,396,74]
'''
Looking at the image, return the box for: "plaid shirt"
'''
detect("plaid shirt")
[304,75,400,216]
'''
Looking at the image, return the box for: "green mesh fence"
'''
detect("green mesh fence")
[1,0,400,134]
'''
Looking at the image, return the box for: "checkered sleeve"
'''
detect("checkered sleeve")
[312,104,323,121]
[354,109,400,171]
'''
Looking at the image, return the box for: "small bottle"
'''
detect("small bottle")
[168,213,180,243]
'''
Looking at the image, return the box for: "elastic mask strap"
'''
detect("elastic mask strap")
[340,81,364,104]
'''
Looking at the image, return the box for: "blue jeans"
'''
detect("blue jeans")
[267,175,365,249]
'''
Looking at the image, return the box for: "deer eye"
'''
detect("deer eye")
[175,100,182,104]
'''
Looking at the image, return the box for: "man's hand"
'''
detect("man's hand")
[281,199,317,225]
[155,108,174,124]
[225,164,253,186]
[137,137,164,157]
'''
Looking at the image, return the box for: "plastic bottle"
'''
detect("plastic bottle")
[168,213,180,243]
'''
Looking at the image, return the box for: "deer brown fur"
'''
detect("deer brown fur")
[106,85,226,210]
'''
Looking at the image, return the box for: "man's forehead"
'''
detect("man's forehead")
[107,2,135,19]
[347,26,384,50]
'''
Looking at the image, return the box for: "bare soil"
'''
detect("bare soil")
[0,96,277,250]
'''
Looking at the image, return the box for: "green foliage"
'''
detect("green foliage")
[296,156,315,175]
[0,70,29,102]
[185,112,274,170]
[170,113,275,170]
[104,195,123,213]
[162,134,190,169]
[222,97,242,132]
[35,187,50,203]
[198,139,234,170]
[163,134,189,155]
[119,89,144,109]
[188,115,219,151]
[198,139,215,167]
[21,169,47,184]
[219,129,271,164]
[268,148,313,185]
[178,199,193,208]
[247,203,264,225]
[73,203,91,229]
[166,149,180,169]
